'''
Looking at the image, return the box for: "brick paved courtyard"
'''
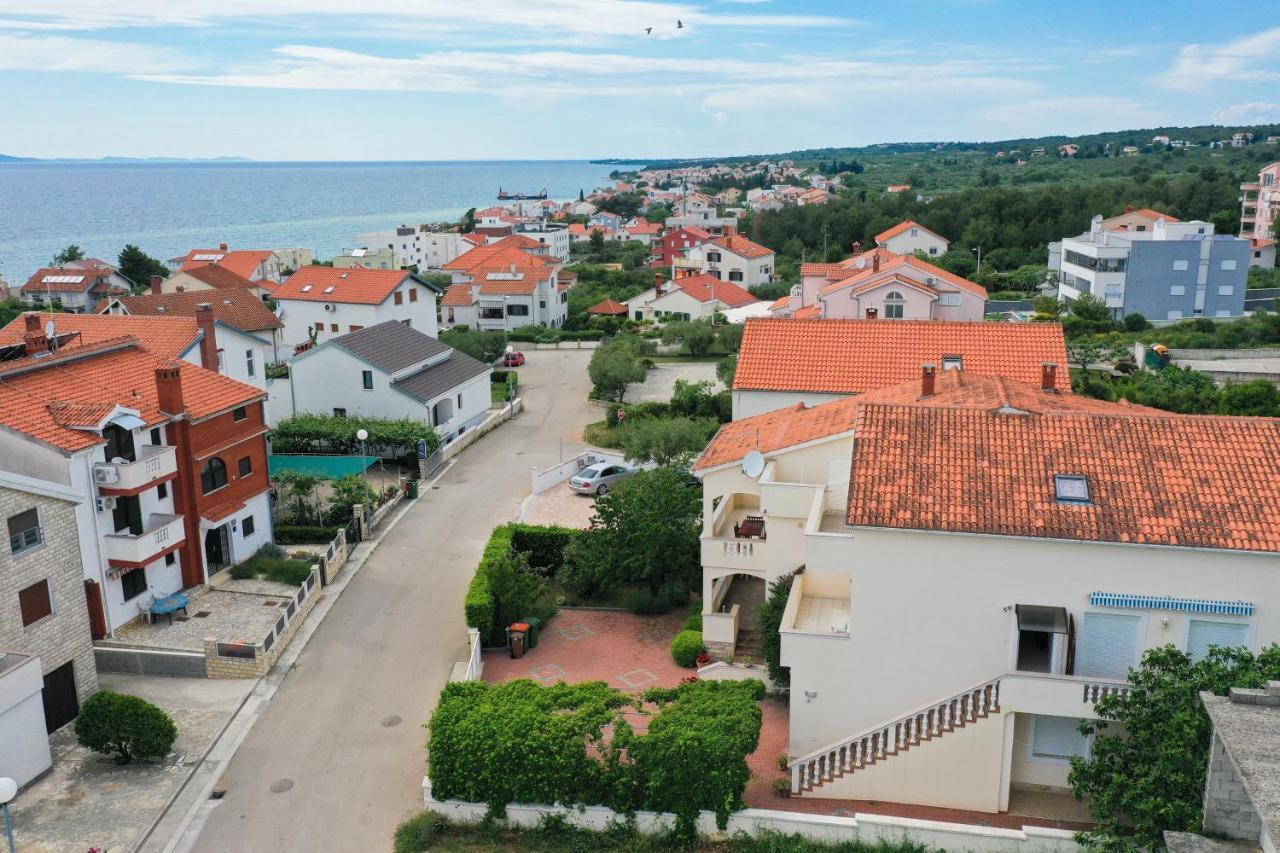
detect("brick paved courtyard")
[104,587,294,652]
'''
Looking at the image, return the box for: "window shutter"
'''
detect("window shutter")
[1032,716,1090,759]
[1075,613,1141,679]
[1187,620,1250,662]
[19,579,52,626]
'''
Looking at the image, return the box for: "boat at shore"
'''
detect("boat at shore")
[496,186,548,200]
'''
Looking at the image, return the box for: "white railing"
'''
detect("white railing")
[95,444,178,492]
[1081,681,1130,704]
[720,540,754,559]
[790,676,1002,794]
[102,513,185,565]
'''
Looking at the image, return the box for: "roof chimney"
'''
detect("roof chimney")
[920,363,937,398]
[1041,362,1058,392]
[155,364,186,416]
[1124,204,1133,213]
[150,275,163,296]
[851,241,862,254]
[872,255,880,273]
[219,242,228,252]
[195,303,219,371]
[865,307,878,320]
[22,314,49,356]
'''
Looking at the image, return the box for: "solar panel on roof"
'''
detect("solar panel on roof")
[192,253,225,261]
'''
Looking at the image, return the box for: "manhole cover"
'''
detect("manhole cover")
[209,790,226,800]
[270,779,293,794]
[381,715,402,728]
[194,611,211,618]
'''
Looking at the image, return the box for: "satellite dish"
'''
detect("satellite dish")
[45,319,56,337]
[741,450,765,479]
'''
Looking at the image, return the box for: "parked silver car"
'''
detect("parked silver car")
[568,462,638,496]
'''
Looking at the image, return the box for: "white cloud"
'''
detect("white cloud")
[0,31,186,72]
[1157,27,1280,91]
[0,0,856,40]
[1212,102,1280,125]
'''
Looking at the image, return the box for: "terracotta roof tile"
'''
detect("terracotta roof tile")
[734,318,1069,394]
[178,264,261,292]
[847,404,1280,553]
[20,268,112,295]
[178,248,274,280]
[821,255,987,300]
[98,290,282,333]
[588,299,629,315]
[274,267,419,305]
[442,285,475,307]
[710,234,773,260]
[0,312,199,360]
[875,220,947,245]
[669,274,760,308]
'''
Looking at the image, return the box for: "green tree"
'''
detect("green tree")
[1070,645,1280,849]
[276,470,321,524]
[714,322,744,353]
[1218,379,1280,416]
[1062,293,1116,337]
[661,320,715,356]
[758,573,796,688]
[485,549,546,635]
[1031,294,1065,321]
[588,228,606,254]
[75,691,178,764]
[1066,338,1124,374]
[53,244,84,265]
[328,474,376,523]
[1116,365,1221,413]
[587,467,702,594]
[117,244,169,290]
[617,417,715,467]
[439,327,507,363]
[460,208,476,233]
[588,339,646,402]
[716,354,737,388]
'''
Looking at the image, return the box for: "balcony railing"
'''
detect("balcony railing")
[103,513,185,566]
[95,444,177,493]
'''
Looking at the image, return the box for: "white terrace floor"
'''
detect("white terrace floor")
[102,582,297,653]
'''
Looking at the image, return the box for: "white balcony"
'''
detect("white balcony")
[994,671,1129,719]
[701,494,768,574]
[94,444,177,493]
[103,513,185,567]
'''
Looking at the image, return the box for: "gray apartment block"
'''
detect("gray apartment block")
[1,477,99,731]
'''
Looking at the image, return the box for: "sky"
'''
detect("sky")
[1,0,1278,161]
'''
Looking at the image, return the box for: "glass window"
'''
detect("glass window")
[1169,285,1186,296]
[238,456,252,477]
[942,355,963,371]
[330,323,338,332]
[409,289,418,303]
[1167,309,1184,320]
[362,370,374,390]
[1075,612,1142,679]
[1217,285,1234,296]
[157,482,168,500]
[1032,716,1091,761]
[245,349,255,377]
[1172,259,1189,271]
[1220,259,1237,271]
[939,292,961,307]
[394,291,404,305]
[1187,620,1250,662]
[7,508,42,555]
[201,457,228,494]
[165,552,176,566]
[242,515,256,537]
[18,579,52,626]
[884,291,905,319]
[333,408,347,417]
[150,428,162,445]
[233,406,247,422]
[729,270,744,282]
[1054,474,1090,503]
[121,568,148,602]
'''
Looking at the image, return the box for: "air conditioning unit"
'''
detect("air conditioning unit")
[100,496,118,511]
[94,465,120,484]
[324,303,334,311]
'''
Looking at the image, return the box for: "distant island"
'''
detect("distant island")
[0,154,253,164]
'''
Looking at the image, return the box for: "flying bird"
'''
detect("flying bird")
[645,26,652,34]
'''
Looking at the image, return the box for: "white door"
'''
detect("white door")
[1075,612,1142,679]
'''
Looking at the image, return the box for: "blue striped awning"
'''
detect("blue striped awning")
[1089,592,1254,617]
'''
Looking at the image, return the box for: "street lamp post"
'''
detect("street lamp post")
[0,776,17,853]
[972,246,982,275]
[356,428,372,524]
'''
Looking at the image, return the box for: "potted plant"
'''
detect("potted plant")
[776,753,789,772]
[695,652,712,667]
[738,654,753,667]
[773,778,791,798]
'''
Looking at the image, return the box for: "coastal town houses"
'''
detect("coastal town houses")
[1240,162,1279,267]
[873,220,949,256]
[356,225,474,270]
[96,287,286,377]
[0,314,273,640]
[730,317,1069,418]
[773,251,987,322]
[653,225,713,269]
[20,266,126,312]
[280,321,491,441]
[272,266,443,348]
[692,364,1280,815]
[334,247,398,270]
[625,274,762,323]
[157,264,276,302]
[168,244,284,283]
[440,238,567,331]
[1051,214,1250,321]
[1,469,98,786]
[686,234,775,287]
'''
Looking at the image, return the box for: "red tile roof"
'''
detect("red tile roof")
[734,318,1069,394]
[20,268,111,295]
[847,404,1280,553]
[696,370,1152,471]
[875,220,947,245]
[1132,208,1180,223]
[274,267,417,305]
[710,234,773,260]
[0,341,262,452]
[0,312,199,360]
[443,242,554,274]
[98,290,282,333]
[587,299,629,316]
[669,274,760,308]
[800,262,854,280]
[793,304,822,319]
[821,255,987,300]
[441,285,475,307]
[177,248,274,280]
[177,264,261,292]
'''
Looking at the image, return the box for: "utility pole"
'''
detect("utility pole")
[972,246,983,275]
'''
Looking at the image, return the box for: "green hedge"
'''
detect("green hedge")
[604,401,671,428]
[465,524,580,641]
[510,524,578,573]
[428,678,763,837]
[273,524,341,544]
[464,526,513,643]
[271,412,440,456]
[670,630,704,667]
[507,328,606,343]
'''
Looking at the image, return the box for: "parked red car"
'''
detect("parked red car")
[502,350,526,367]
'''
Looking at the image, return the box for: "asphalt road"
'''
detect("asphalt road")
[186,349,597,853]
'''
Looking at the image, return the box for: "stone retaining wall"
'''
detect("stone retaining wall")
[203,567,322,678]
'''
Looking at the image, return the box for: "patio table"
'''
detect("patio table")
[149,592,190,625]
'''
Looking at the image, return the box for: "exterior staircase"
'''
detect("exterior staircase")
[790,677,1003,795]
[734,627,762,660]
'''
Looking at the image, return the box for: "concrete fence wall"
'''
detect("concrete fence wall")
[531,449,627,495]
[439,398,523,463]
[204,567,322,678]
[1166,348,1280,361]
[530,340,602,350]
[421,780,1079,852]
[94,645,208,678]
[320,528,351,586]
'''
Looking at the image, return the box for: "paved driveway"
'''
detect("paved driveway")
[185,350,597,853]
[629,360,720,403]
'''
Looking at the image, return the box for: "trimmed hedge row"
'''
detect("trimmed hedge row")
[510,524,577,573]
[428,678,764,838]
[464,524,570,644]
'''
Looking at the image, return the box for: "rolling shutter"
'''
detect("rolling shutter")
[1032,716,1090,760]
[1075,612,1141,679]
[1186,620,1250,663]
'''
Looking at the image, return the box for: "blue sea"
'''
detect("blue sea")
[0,160,608,283]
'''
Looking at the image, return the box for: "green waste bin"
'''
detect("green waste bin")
[522,616,541,650]
[406,480,419,499]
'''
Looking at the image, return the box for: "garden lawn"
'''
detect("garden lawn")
[231,552,313,586]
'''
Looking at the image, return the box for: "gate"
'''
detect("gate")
[345,516,361,545]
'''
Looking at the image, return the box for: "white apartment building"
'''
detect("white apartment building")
[686,234,775,287]
[334,247,399,270]
[693,367,1280,816]
[273,267,443,348]
[514,222,571,261]
[358,226,472,270]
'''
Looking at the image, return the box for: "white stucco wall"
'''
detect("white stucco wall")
[732,389,849,420]
[881,229,948,257]
[276,282,439,348]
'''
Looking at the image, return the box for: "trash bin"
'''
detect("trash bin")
[508,622,529,659]
[522,616,541,650]
[406,480,419,499]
